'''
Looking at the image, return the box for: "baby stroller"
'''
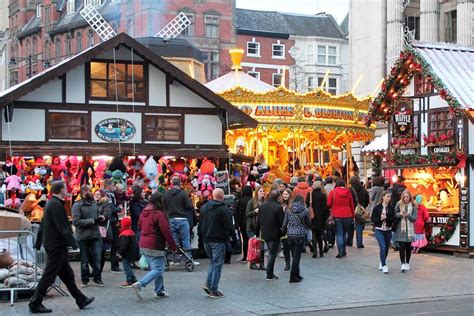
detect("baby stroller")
[164,246,194,272]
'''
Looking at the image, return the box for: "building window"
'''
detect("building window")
[44,40,51,60]
[84,0,102,8]
[247,41,260,57]
[445,10,456,43]
[317,45,337,65]
[76,32,82,52]
[87,29,95,47]
[65,35,72,56]
[36,4,42,18]
[405,15,420,40]
[307,44,314,63]
[307,76,315,91]
[49,112,88,140]
[89,61,145,101]
[44,6,51,27]
[55,37,61,58]
[204,15,219,38]
[145,115,181,142]
[272,43,285,59]
[247,71,260,80]
[429,111,454,138]
[32,36,37,56]
[328,46,337,65]
[317,77,337,95]
[272,73,282,87]
[180,12,194,36]
[414,73,433,95]
[67,0,75,15]
[317,46,326,64]
[204,51,220,80]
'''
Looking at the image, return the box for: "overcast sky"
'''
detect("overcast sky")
[236,0,350,23]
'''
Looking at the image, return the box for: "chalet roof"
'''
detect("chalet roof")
[361,133,388,153]
[412,42,474,109]
[136,37,205,62]
[235,8,346,39]
[205,70,276,93]
[0,33,257,129]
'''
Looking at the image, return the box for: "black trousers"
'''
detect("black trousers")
[239,226,249,260]
[265,240,280,278]
[281,238,291,265]
[311,229,326,256]
[398,242,412,264]
[109,225,120,270]
[288,237,305,279]
[30,247,86,307]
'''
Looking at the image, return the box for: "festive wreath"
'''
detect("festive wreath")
[428,215,458,248]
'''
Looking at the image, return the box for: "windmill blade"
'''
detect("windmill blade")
[155,12,191,39]
[80,4,117,42]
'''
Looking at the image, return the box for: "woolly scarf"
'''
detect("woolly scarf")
[401,203,415,239]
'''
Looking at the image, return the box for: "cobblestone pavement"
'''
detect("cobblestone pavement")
[3,237,474,315]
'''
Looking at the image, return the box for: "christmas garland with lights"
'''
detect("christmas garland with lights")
[365,45,465,125]
[386,152,457,166]
[428,215,458,248]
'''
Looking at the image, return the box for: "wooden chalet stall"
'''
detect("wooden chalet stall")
[0,33,257,159]
[366,43,473,254]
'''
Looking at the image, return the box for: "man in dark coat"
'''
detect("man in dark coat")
[30,181,94,314]
[255,189,284,280]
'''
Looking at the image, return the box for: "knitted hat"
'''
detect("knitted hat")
[121,217,132,230]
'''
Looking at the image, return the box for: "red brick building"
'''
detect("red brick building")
[8,0,235,86]
[236,9,295,88]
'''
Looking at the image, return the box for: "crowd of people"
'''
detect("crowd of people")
[28,172,432,314]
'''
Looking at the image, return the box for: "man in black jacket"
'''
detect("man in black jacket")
[29,181,94,314]
[198,188,237,299]
[255,189,284,281]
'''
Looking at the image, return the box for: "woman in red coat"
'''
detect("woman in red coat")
[327,179,355,259]
[412,195,430,253]
[133,192,177,300]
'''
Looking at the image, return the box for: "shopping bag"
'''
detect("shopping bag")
[138,255,149,270]
[247,237,261,262]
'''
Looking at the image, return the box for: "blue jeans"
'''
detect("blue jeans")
[204,242,225,292]
[79,238,102,283]
[138,255,166,294]
[122,258,137,284]
[346,219,355,246]
[356,222,365,247]
[335,218,352,257]
[170,218,192,260]
[265,240,280,278]
[375,229,392,266]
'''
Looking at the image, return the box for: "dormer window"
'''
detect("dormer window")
[67,0,75,15]
[36,4,42,18]
[84,0,102,8]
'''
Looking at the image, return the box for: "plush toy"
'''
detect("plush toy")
[20,181,45,221]
[65,156,81,192]
[127,157,145,180]
[108,156,127,174]
[2,174,23,209]
[144,157,159,190]
[104,169,126,186]
[49,156,66,182]
[2,159,18,176]
[78,156,95,186]
[246,164,260,189]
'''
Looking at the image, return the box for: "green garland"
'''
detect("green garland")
[366,45,465,125]
[387,153,457,166]
[428,216,458,248]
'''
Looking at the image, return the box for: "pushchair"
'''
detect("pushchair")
[164,246,194,272]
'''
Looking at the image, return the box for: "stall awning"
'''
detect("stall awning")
[361,133,388,153]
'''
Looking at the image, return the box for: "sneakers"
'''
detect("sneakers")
[193,261,200,266]
[266,275,279,281]
[111,268,123,274]
[379,263,383,271]
[132,282,144,300]
[401,263,406,272]
[93,279,104,287]
[120,281,134,288]
[208,291,225,299]
[405,263,410,271]
[154,291,170,299]
[81,282,88,288]
[382,266,389,274]
[203,284,211,295]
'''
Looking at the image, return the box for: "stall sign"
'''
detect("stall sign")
[392,99,413,137]
[400,148,416,155]
[429,214,459,227]
[459,187,468,248]
[95,118,136,142]
[215,170,230,194]
[433,146,451,154]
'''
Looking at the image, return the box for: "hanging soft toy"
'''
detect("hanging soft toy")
[246,164,261,190]
[20,181,45,221]
[93,159,107,186]
[106,156,127,185]
[65,156,81,192]
[2,174,23,209]
[144,157,159,190]
[196,158,216,197]
[127,157,145,180]
[49,156,67,182]
[2,158,18,176]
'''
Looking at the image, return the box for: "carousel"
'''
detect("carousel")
[206,49,375,183]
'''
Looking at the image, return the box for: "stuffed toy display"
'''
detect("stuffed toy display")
[65,156,81,193]
[127,157,145,182]
[20,181,45,221]
[78,156,95,186]
[144,157,159,190]
[49,156,66,182]
[2,174,23,209]
[2,159,18,176]
[195,158,216,197]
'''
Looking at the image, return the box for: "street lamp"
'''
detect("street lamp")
[9,54,52,78]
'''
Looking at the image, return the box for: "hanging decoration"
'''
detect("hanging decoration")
[428,215,458,248]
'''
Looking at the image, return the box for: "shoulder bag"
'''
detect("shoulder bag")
[308,192,315,220]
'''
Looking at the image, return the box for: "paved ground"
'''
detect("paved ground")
[3,236,474,315]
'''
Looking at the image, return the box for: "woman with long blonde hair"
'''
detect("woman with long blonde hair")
[394,190,418,272]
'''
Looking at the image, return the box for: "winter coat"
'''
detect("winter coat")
[351,184,370,208]
[34,196,77,249]
[255,199,284,241]
[245,198,261,233]
[235,186,252,228]
[163,187,194,219]
[327,187,355,219]
[282,201,311,238]
[371,204,396,230]
[130,198,147,233]
[293,182,312,200]
[138,204,177,251]
[198,200,237,244]
[114,191,129,208]
[306,188,329,231]
[71,199,101,241]
[394,201,418,242]
[414,204,429,234]
[118,219,137,261]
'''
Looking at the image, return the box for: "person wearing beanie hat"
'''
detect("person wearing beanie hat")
[118,217,138,288]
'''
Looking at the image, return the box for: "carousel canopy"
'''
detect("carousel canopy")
[362,133,388,153]
[206,70,276,93]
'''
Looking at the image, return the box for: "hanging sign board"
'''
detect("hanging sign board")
[392,99,413,137]
[95,118,136,142]
[215,170,230,195]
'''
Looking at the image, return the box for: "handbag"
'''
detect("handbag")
[308,192,315,220]
[99,220,110,239]
[351,188,368,221]
[138,255,149,270]
[247,237,261,262]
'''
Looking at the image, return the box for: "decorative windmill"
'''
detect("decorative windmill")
[80,3,116,41]
[155,12,191,39]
